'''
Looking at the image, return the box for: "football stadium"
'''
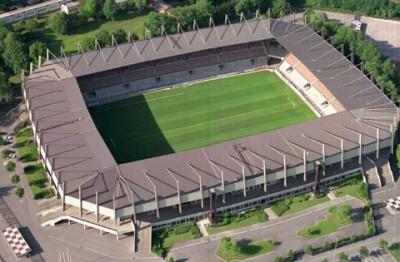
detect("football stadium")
[22,16,398,251]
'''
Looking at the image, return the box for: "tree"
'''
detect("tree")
[0,23,10,51]
[396,144,400,170]
[271,0,290,18]
[305,244,313,255]
[0,72,12,104]
[359,246,369,259]
[338,252,349,262]
[49,12,70,35]
[287,249,294,262]
[112,29,127,44]
[0,0,11,11]
[133,0,147,13]
[379,239,388,252]
[11,175,20,184]
[103,0,118,21]
[145,12,177,36]
[2,32,28,74]
[95,30,111,47]
[81,37,95,51]
[235,0,256,16]
[81,0,99,19]
[29,42,47,64]
[15,187,24,198]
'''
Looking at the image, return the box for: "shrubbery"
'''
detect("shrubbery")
[11,174,20,184]
[5,161,16,172]
[15,187,24,198]
[1,149,13,159]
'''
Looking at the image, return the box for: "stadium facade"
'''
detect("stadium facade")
[23,16,398,245]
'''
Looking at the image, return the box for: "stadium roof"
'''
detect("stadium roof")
[25,18,398,210]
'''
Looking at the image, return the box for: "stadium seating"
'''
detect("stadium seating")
[80,40,271,105]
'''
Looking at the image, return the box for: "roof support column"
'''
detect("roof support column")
[79,186,82,218]
[96,191,99,222]
[376,128,380,159]
[303,151,307,182]
[340,139,344,169]
[113,194,117,226]
[242,166,246,198]
[322,144,326,176]
[262,160,267,192]
[199,175,204,209]
[209,161,225,204]
[390,124,395,154]
[62,182,66,212]
[145,173,160,219]
[167,170,182,214]
[283,155,287,187]
[358,134,362,165]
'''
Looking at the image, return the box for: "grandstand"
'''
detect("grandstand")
[22,15,398,251]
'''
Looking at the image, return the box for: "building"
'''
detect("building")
[0,0,70,24]
[22,17,398,251]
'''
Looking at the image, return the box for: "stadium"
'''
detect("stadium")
[22,15,398,250]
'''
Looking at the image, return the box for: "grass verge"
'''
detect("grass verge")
[216,237,276,262]
[15,127,38,163]
[334,176,369,202]
[152,224,201,257]
[207,208,268,235]
[298,204,352,239]
[24,164,54,199]
[389,242,400,262]
[270,194,329,216]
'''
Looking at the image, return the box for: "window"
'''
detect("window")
[218,64,224,70]
[155,76,161,82]
[250,58,255,64]
[87,91,96,98]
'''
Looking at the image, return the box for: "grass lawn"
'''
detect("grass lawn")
[24,164,54,199]
[297,205,352,239]
[270,194,329,217]
[216,239,276,262]
[207,208,267,235]
[15,128,38,163]
[334,176,369,202]
[152,224,201,257]
[389,242,400,262]
[90,71,316,163]
[48,13,148,53]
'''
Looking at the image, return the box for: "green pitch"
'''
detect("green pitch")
[89,71,316,163]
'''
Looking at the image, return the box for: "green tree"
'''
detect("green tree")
[379,239,388,252]
[81,37,95,51]
[287,249,294,262]
[133,0,147,13]
[81,0,99,19]
[11,175,20,184]
[2,32,28,74]
[0,0,11,11]
[271,0,290,18]
[235,0,256,16]
[338,252,349,262]
[112,29,127,44]
[49,12,70,35]
[95,30,111,47]
[0,72,12,104]
[145,12,177,36]
[0,23,10,51]
[359,246,369,259]
[15,187,24,198]
[103,0,118,20]
[396,144,400,170]
[29,42,47,64]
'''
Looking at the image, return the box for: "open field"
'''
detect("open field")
[90,71,316,163]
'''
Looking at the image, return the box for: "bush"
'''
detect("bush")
[95,30,111,47]
[81,37,95,51]
[112,29,127,44]
[15,187,24,198]
[287,249,294,262]
[271,201,289,216]
[23,165,37,174]
[222,212,232,225]
[49,12,70,35]
[305,244,313,255]
[11,175,20,184]
[5,161,16,172]
[274,256,284,262]
[358,182,369,200]
[32,186,55,199]
[1,149,13,158]
[174,224,191,235]
[0,136,4,145]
